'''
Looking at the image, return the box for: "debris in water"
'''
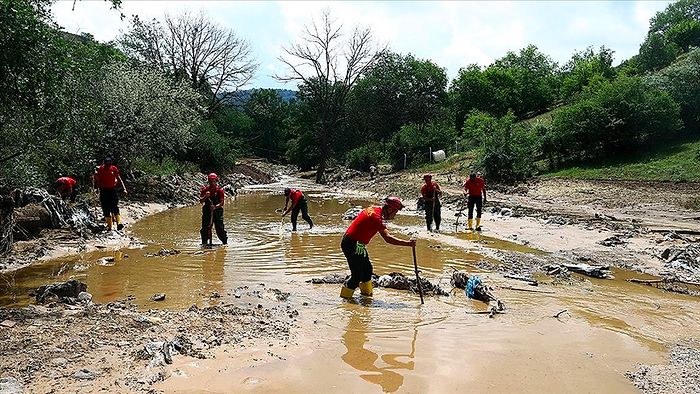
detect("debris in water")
[308,272,448,296]
[342,206,363,220]
[544,263,614,279]
[145,248,180,257]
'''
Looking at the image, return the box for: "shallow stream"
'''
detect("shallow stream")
[2,186,699,393]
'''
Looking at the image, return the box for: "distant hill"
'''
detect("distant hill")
[222,89,297,107]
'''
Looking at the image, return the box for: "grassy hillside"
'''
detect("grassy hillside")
[543,138,700,182]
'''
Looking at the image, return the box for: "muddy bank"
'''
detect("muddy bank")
[626,339,700,394]
[0,283,295,393]
[332,169,700,282]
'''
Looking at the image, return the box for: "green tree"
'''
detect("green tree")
[645,48,700,130]
[276,10,385,183]
[119,12,257,113]
[637,32,681,73]
[560,46,616,100]
[544,76,681,166]
[243,89,290,160]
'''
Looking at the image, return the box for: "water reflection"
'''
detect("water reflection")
[341,304,418,393]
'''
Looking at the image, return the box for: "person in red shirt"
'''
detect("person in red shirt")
[199,173,227,245]
[53,176,78,203]
[340,196,416,299]
[93,156,128,231]
[282,187,313,231]
[463,172,487,231]
[420,173,442,232]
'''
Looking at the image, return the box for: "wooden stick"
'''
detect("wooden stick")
[648,229,700,235]
[500,285,555,294]
[553,309,568,318]
[412,246,424,305]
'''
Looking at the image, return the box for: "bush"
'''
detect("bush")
[645,48,700,130]
[387,120,456,169]
[132,157,199,177]
[468,112,538,184]
[185,121,240,172]
[345,144,385,171]
[543,76,682,166]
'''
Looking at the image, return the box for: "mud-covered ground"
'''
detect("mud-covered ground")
[333,169,700,392]
[0,284,296,393]
[1,163,699,392]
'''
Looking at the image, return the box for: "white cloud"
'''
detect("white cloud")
[51,0,676,88]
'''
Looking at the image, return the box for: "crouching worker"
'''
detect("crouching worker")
[340,196,416,298]
[53,176,78,203]
[199,173,227,245]
[282,187,313,231]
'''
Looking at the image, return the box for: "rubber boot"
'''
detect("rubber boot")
[467,219,474,230]
[359,281,373,297]
[340,286,355,298]
[115,215,124,231]
[475,218,482,231]
[105,216,113,231]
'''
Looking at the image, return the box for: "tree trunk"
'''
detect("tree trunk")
[315,152,327,184]
[0,196,15,256]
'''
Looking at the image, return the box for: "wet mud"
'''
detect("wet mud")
[1,182,700,393]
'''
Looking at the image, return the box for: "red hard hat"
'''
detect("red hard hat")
[423,173,432,180]
[208,173,218,181]
[384,196,405,210]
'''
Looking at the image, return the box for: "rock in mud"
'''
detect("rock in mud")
[0,377,23,394]
[34,279,88,304]
[307,273,349,284]
[342,207,363,220]
[598,236,627,247]
[77,292,93,303]
[72,368,97,380]
[150,294,166,302]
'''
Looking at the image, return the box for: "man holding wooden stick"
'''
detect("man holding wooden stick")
[340,197,416,299]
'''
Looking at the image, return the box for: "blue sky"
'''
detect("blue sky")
[52,1,674,90]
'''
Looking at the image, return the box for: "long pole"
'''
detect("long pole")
[412,245,424,305]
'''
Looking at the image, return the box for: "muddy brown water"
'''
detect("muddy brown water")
[2,187,700,393]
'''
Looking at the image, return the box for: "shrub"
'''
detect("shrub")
[543,76,682,166]
[468,112,538,184]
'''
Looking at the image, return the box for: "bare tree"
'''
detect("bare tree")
[276,11,385,183]
[119,11,257,113]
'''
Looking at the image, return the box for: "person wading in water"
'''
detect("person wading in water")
[282,187,314,231]
[420,173,442,232]
[93,156,127,231]
[340,197,416,298]
[199,173,227,245]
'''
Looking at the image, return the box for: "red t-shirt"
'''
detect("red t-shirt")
[345,206,386,244]
[200,184,225,206]
[464,177,485,197]
[94,164,120,189]
[56,177,77,191]
[421,181,441,199]
[288,189,304,205]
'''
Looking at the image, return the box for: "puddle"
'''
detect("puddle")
[2,189,700,393]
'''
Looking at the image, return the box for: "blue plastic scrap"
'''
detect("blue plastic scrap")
[466,275,482,299]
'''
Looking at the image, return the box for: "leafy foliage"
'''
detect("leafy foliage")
[646,48,700,130]
[543,76,681,166]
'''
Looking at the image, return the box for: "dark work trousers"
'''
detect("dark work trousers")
[467,195,483,219]
[291,198,313,231]
[200,205,227,244]
[341,235,372,289]
[99,188,119,217]
[425,199,441,231]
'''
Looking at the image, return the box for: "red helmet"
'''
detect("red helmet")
[384,196,405,210]
[423,173,432,180]
[208,173,218,181]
